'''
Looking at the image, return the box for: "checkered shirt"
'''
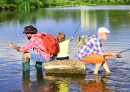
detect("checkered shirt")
[21,32,51,58]
[77,34,105,59]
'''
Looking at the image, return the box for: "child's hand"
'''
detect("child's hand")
[70,37,74,41]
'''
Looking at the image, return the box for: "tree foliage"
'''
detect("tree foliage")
[0,0,130,9]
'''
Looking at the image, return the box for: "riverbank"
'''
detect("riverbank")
[0,0,130,10]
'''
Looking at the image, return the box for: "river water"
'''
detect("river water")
[0,5,130,92]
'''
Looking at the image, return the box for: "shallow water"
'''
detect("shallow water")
[0,5,130,91]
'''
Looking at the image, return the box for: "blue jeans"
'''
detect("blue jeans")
[30,52,54,63]
[57,56,69,60]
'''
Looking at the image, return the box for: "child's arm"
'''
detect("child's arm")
[69,37,74,41]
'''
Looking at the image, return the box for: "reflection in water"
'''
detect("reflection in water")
[44,73,86,92]
[56,78,69,92]
[78,74,116,92]
[22,69,54,92]
[44,73,117,92]
[34,68,54,92]
[81,10,97,32]
[22,71,31,92]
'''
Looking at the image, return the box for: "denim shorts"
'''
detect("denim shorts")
[30,52,54,63]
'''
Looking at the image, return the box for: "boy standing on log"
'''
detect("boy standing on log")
[77,27,118,74]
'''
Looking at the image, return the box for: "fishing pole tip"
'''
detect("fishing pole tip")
[116,55,121,58]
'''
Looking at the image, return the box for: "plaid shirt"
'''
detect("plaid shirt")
[21,32,51,58]
[77,34,105,59]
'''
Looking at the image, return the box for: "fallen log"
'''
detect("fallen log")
[44,59,86,74]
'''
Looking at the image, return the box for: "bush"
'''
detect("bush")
[9,4,17,9]
[66,2,72,5]
[2,4,10,9]
[126,0,130,5]
[60,3,65,6]
[30,3,35,8]
[18,1,30,9]
[56,3,60,6]
[79,2,90,5]
[0,5,2,9]
[35,1,43,8]
[51,2,56,6]
[18,5,24,9]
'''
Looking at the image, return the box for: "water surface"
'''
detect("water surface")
[0,5,130,91]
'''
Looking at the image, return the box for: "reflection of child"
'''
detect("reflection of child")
[56,32,74,60]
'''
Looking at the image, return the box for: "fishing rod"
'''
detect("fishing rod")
[118,49,130,54]
[0,43,7,45]
[0,42,20,47]
[116,49,130,58]
[73,13,86,37]
[73,21,81,37]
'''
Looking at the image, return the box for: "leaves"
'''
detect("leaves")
[0,0,130,9]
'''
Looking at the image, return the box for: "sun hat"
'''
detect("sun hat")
[23,25,37,34]
[98,27,110,33]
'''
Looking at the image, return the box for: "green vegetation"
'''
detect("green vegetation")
[0,0,130,9]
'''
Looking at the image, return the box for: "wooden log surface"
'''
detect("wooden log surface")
[44,59,86,74]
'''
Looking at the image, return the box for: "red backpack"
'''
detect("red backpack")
[35,33,59,55]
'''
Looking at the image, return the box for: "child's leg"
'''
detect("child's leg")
[94,63,102,74]
[102,60,110,73]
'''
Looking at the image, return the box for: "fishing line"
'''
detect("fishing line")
[118,49,130,54]
[117,49,130,58]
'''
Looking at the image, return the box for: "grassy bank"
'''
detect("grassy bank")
[0,0,130,9]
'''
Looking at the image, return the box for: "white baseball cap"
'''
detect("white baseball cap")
[98,27,110,33]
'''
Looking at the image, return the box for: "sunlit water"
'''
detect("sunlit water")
[0,5,130,91]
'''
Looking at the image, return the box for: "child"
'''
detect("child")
[56,32,74,60]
